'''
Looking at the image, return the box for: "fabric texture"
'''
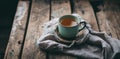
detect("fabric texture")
[37,14,120,59]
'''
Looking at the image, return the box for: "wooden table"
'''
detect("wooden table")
[4,0,120,59]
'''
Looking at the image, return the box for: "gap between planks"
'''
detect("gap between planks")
[95,1,120,39]
[49,0,77,59]
[73,0,99,31]
[4,1,29,59]
[21,0,50,59]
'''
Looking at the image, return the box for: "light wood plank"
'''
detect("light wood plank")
[106,2,120,39]
[4,1,29,59]
[51,0,70,19]
[21,0,50,59]
[96,9,118,38]
[49,0,77,59]
[74,0,99,31]
[96,1,120,39]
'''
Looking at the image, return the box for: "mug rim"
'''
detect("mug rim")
[59,15,80,28]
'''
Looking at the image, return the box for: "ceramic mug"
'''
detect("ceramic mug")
[58,15,86,40]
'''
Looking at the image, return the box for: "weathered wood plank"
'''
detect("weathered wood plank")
[51,0,71,19]
[21,0,50,59]
[49,0,77,59]
[74,0,99,31]
[96,1,120,39]
[96,8,118,38]
[106,2,120,39]
[4,1,29,59]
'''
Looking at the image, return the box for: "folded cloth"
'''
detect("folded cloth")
[37,14,120,59]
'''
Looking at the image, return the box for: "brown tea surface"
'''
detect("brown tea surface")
[61,18,78,27]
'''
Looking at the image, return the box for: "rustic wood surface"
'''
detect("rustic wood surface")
[74,0,99,31]
[96,10,114,35]
[49,0,77,59]
[4,0,120,59]
[96,1,120,39]
[4,1,29,59]
[96,8,118,39]
[51,0,71,19]
[21,0,50,59]
[103,1,120,39]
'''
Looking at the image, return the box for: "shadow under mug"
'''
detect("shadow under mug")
[58,15,86,40]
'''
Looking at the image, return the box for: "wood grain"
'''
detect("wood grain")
[96,7,118,38]
[49,0,77,59]
[74,0,99,31]
[105,1,120,39]
[21,0,50,59]
[4,1,29,59]
[96,1,120,39]
[51,0,71,19]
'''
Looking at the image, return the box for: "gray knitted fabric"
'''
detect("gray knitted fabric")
[37,14,120,59]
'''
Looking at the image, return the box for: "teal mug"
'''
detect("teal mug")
[58,15,86,40]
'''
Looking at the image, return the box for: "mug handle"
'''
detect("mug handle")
[78,21,86,31]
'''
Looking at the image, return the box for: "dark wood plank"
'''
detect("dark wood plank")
[49,0,77,59]
[74,0,99,31]
[21,0,50,59]
[4,1,29,59]
[96,1,120,39]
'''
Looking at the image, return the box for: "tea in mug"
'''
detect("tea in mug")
[60,18,78,27]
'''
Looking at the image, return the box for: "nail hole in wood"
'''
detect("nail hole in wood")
[18,40,22,44]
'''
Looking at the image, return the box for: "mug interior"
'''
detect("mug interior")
[59,15,80,27]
